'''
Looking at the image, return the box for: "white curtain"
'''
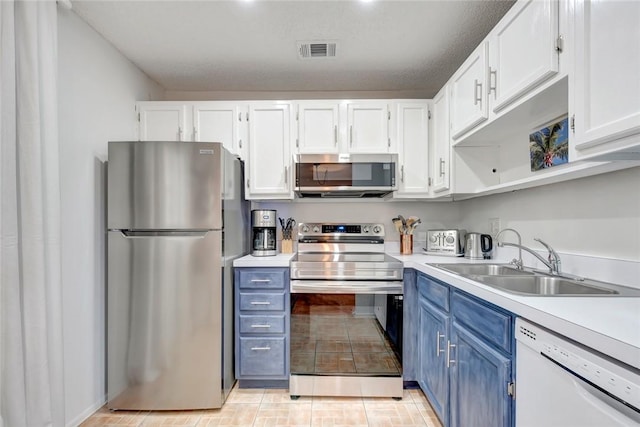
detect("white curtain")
[0,1,65,426]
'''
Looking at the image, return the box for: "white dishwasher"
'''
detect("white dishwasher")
[515,318,640,427]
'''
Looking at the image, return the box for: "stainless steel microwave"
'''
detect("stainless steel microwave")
[294,153,397,198]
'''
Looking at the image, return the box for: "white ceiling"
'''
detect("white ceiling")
[70,0,515,98]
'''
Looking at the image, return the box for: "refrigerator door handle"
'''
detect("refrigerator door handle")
[119,230,209,238]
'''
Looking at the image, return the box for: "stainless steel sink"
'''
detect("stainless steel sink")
[430,263,640,297]
[469,275,620,296]
[433,263,534,276]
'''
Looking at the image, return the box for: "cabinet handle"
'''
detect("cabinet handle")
[250,279,271,283]
[284,166,288,186]
[436,331,445,357]
[193,126,197,141]
[334,125,338,145]
[474,79,482,105]
[439,158,445,177]
[446,341,456,368]
[489,68,497,96]
[239,139,242,149]
[400,165,404,183]
[238,112,242,122]
[251,324,272,329]
[250,346,271,351]
[350,125,353,147]
[178,126,183,141]
[250,301,271,305]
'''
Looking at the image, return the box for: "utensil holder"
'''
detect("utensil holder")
[400,234,413,254]
[281,239,293,254]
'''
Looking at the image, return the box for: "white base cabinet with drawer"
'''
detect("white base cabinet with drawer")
[234,267,290,387]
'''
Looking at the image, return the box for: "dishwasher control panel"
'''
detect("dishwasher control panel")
[516,319,640,411]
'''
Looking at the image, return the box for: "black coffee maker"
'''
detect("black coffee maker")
[251,209,277,256]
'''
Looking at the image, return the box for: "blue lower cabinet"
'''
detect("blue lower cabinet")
[414,270,515,427]
[418,297,449,425]
[450,322,512,427]
[234,267,290,385]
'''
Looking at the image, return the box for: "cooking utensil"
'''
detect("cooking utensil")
[392,217,403,234]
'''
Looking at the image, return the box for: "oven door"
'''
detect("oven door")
[289,280,403,398]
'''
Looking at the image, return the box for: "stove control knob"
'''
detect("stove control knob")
[301,225,310,233]
[313,226,320,233]
[362,226,370,233]
[430,235,438,243]
[445,235,455,244]
[373,225,382,234]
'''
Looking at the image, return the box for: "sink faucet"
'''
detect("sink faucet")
[495,228,523,269]
[534,238,562,275]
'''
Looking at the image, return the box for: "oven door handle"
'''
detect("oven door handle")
[290,280,403,294]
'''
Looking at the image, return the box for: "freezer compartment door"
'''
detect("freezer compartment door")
[107,230,226,410]
[108,141,224,230]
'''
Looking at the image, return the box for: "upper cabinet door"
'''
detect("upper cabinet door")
[138,102,188,141]
[347,102,391,153]
[394,102,430,197]
[489,0,559,113]
[450,42,489,140]
[572,0,640,151]
[193,102,246,156]
[246,102,293,200]
[431,86,451,194]
[296,102,340,153]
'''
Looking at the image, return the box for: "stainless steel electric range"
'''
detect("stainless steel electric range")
[289,223,404,398]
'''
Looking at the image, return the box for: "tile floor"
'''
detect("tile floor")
[81,384,443,427]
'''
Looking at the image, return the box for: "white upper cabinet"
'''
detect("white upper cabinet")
[346,102,392,153]
[394,101,430,198]
[450,42,489,140]
[246,102,293,200]
[296,101,340,153]
[193,102,247,156]
[431,86,451,194]
[571,0,640,156]
[138,102,188,141]
[489,0,559,113]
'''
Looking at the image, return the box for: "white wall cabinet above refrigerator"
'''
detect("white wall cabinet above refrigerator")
[569,0,640,160]
[245,102,294,200]
[136,101,247,157]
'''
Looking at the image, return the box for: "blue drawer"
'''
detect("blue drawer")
[238,268,287,290]
[239,292,285,311]
[239,336,287,377]
[239,314,286,334]
[452,291,513,354]
[417,273,450,312]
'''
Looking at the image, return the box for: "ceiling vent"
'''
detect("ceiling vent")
[297,41,337,59]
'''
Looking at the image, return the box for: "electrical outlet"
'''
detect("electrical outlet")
[489,218,501,236]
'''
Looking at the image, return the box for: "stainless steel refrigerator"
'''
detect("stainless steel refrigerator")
[107,141,248,410]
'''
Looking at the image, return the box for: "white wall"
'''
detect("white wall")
[456,166,640,262]
[57,9,163,426]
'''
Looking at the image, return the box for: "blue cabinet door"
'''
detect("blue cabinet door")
[418,298,449,426]
[402,269,418,382]
[450,321,512,427]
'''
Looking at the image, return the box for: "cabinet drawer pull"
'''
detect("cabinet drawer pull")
[251,324,272,328]
[474,79,483,105]
[250,279,271,283]
[447,341,456,368]
[250,301,271,305]
[350,125,353,146]
[436,331,445,357]
[489,68,497,95]
[334,125,338,145]
[439,158,445,177]
[400,165,404,183]
[250,346,271,351]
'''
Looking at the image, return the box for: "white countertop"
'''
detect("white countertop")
[234,251,640,368]
[233,253,296,267]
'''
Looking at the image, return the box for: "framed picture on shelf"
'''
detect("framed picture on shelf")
[529,115,569,172]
